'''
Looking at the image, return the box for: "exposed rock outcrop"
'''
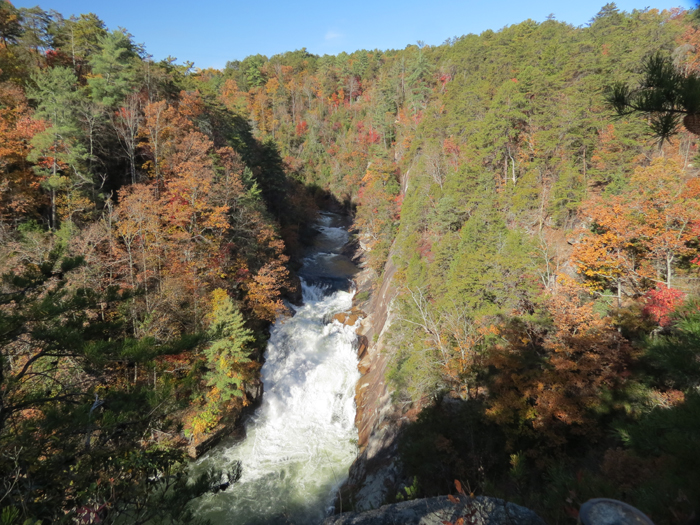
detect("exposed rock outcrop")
[333,307,365,327]
[340,248,406,511]
[323,496,547,525]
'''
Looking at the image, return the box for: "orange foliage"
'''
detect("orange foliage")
[487,276,630,451]
[246,258,289,321]
[627,159,700,287]
[250,88,272,134]
[220,78,249,115]
[572,198,642,298]
[574,158,700,295]
[0,83,48,223]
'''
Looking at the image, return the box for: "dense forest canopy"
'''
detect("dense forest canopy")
[2,0,700,523]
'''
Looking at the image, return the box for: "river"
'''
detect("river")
[192,212,360,524]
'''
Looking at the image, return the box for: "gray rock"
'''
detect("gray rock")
[323,495,547,525]
[579,499,654,525]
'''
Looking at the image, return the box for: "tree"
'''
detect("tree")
[607,52,700,142]
[572,198,645,304]
[487,276,631,452]
[355,157,401,271]
[0,82,47,226]
[627,158,700,288]
[17,6,51,62]
[0,0,22,47]
[0,254,229,523]
[139,99,169,193]
[203,288,253,403]
[114,183,160,329]
[0,251,95,432]
[28,66,92,229]
[88,29,138,107]
[50,13,107,78]
[574,159,700,293]
[112,92,142,184]
[246,257,289,321]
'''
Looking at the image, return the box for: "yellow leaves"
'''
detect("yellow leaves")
[209,386,221,402]
[209,288,229,319]
[265,76,280,96]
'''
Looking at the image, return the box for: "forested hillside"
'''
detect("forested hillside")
[0,1,315,522]
[2,0,700,523]
[209,4,700,523]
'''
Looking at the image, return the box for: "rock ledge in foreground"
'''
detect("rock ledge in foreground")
[323,495,546,525]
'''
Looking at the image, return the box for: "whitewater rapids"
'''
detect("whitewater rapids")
[193,214,360,524]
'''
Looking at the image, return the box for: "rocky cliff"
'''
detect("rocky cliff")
[335,237,407,512]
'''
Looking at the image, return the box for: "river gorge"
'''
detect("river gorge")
[192,213,362,524]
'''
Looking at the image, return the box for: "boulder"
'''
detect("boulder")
[358,354,371,374]
[332,308,366,326]
[356,335,369,357]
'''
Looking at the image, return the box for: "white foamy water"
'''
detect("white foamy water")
[192,217,360,525]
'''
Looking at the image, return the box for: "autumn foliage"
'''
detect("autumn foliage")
[3,3,700,523]
[643,285,686,327]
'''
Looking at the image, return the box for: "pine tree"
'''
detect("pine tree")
[204,288,253,403]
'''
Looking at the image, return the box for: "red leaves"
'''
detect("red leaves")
[295,120,308,136]
[643,285,685,327]
[363,127,380,145]
[329,91,343,109]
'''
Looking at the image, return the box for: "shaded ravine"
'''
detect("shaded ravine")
[192,213,360,524]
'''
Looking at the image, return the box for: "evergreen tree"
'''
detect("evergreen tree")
[28,65,91,229]
[204,288,253,403]
[88,29,138,107]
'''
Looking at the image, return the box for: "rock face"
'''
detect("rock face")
[323,496,547,525]
[341,251,406,512]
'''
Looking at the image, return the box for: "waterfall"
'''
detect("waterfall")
[193,214,360,524]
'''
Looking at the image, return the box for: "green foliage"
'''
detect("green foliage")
[0,256,219,522]
[27,65,92,228]
[88,29,138,107]
[640,301,700,389]
[442,205,537,316]
[395,476,419,502]
[607,52,700,142]
[354,290,370,302]
[2,2,699,523]
[50,13,107,71]
[203,289,253,404]
[0,0,23,47]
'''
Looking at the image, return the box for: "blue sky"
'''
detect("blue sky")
[11,0,694,69]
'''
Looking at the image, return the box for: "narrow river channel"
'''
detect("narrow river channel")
[192,212,360,524]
